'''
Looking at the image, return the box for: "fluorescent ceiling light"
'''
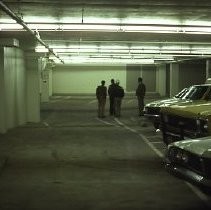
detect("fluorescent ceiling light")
[2,22,211,35]
[0,23,23,30]
[50,56,155,64]
[121,18,180,25]
[61,24,118,31]
[28,24,60,30]
[0,19,16,23]
[81,17,120,24]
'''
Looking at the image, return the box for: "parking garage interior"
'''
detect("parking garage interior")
[1,0,211,209]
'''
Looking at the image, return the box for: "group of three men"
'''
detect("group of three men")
[96,77,146,118]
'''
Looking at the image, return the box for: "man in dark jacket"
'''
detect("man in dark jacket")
[96,80,107,118]
[114,80,124,117]
[108,79,116,116]
[136,77,146,116]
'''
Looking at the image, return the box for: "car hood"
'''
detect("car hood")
[145,98,187,107]
[172,136,211,157]
[161,100,211,118]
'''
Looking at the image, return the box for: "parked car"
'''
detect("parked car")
[165,136,211,193]
[160,99,211,145]
[144,84,211,129]
[160,95,211,145]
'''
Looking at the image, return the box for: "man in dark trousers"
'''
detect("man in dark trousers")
[114,80,124,117]
[108,79,116,116]
[136,77,146,116]
[96,80,107,118]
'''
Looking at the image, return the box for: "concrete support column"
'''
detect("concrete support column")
[206,59,211,80]
[49,68,53,97]
[41,69,50,102]
[156,64,166,96]
[26,56,41,122]
[170,63,179,97]
[0,48,6,133]
[0,46,26,134]
[40,60,54,102]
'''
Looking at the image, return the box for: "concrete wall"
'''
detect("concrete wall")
[169,61,206,97]
[179,61,206,88]
[156,64,166,97]
[126,65,156,92]
[142,65,156,92]
[52,65,127,94]
[53,64,156,94]
[0,47,26,133]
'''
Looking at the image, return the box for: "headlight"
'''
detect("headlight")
[200,118,209,133]
[168,147,189,164]
[196,119,200,126]
[181,152,189,163]
[203,119,209,132]
[195,118,209,134]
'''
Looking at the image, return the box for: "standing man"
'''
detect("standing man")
[108,79,116,116]
[114,80,124,117]
[136,77,146,116]
[96,80,107,118]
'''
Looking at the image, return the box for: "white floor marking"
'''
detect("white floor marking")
[114,118,164,158]
[185,182,211,206]
[150,141,164,144]
[95,118,120,127]
[88,100,97,104]
[43,122,49,127]
[126,99,134,104]
[96,118,113,125]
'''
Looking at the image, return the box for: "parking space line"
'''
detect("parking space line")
[126,99,134,104]
[185,182,211,206]
[95,118,120,127]
[114,118,164,158]
[88,100,97,104]
[150,141,163,144]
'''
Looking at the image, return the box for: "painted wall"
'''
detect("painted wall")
[126,65,141,92]
[179,61,206,89]
[156,64,166,96]
[142,65,156,92]
[126,64,156,92]
[52,64,157,94]
[169,61,206,97]
[0,47,26,133]
[52,65,127,94]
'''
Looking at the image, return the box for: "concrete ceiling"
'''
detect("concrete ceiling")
[1,0,211,64]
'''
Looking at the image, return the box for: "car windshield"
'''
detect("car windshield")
[183,85,210,100]
[174,88,189,98]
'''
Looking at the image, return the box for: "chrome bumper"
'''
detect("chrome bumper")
[165,162,211,190]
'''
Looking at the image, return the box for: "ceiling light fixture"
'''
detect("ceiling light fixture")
[2,22,211,35]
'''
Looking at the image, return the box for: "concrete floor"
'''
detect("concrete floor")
[0,96,210,210]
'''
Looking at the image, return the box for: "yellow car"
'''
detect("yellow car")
[144,84,211,129]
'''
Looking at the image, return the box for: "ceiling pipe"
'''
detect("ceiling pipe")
[0,1,64,64]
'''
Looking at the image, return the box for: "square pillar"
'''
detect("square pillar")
[170,63,179,97]
[156,64,166,97]
[26,56,41,122]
